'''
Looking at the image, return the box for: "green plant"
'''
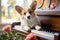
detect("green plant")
[0,30,25,40]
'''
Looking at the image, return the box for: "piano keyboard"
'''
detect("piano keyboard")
[13,25,28,33]
[31,30,59,40]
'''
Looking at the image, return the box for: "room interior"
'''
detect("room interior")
[0,0,60,40]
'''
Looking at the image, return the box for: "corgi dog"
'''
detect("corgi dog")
[15,1,41,31]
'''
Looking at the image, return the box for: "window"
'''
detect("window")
[1,0,32,24]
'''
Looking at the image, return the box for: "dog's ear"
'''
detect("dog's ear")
[30,1,37,11]
[15,5,23,14]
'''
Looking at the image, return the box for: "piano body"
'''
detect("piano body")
[31,12,60,40]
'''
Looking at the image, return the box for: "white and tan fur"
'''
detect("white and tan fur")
[15,1,41,31]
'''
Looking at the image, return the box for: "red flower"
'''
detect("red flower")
[25,33,36,40]
[2,25,11,32]
[49,2,56,9]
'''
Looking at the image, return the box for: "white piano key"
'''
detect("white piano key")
[54,33,59,36]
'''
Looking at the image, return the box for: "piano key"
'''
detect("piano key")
[31,30,54,37]
[31,30,59,40]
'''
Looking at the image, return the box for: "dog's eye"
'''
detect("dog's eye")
[29,11,32,13]
[24,13,26,15]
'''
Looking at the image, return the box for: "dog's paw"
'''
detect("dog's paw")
[23,26,30,31]
[35,25,41,30]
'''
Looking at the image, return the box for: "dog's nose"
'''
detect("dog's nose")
[27,16,30,19]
